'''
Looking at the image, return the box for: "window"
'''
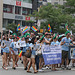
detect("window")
[23,0,32,3]
[28,9,32,14]
[15,6,21,14]
[3,4,13,13]
[63,2,66,5]
[22,7,32,15]
[15,20,21,25]
[54,2,58,5]
[22,21,32,27]
[22,8,28,15]
[22,21,26,27]
[8,19,13,24]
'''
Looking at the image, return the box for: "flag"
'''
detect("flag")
[48,24,52,32]
[22,26,28,34]
[19,50,22,57]
[17,24,21,31]
[31,26,38,32]
[18,38,21,41]
[65,23,69,31]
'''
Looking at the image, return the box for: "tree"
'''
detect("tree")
[64,0,75,14]
[6,23,18,33]
[31,3,74,33]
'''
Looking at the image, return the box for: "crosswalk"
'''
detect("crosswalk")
[0,55,24,69]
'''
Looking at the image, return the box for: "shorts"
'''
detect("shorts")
[3,47,9,53]
[22,52,25,56]
[62,50,69,59]
[11,50,18,55]
[31,54,35,58]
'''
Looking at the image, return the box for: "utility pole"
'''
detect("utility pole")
[0,0,3,32]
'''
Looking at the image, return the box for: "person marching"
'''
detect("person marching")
[51,34,60,71]
[61,31,71,70]
[10,37,19,70]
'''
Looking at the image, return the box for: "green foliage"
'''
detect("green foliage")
[6,23,17,33]
[64,0,75,14]
[31,3,74,34]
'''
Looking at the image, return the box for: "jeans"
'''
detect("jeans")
[35,55,39,70]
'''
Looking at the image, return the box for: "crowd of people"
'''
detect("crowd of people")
[0,30,75,73]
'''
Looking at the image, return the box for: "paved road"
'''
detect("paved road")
[0,56,75,75]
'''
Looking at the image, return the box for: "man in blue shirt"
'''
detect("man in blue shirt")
[61,31,71,70]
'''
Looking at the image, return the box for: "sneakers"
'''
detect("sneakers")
[61,65,65,70]
[24,67,27,70]
[66,67,71,70]
[12,67,16,70]
[46,66,49,69]
[38,69,44,72]
[42,67,47,70]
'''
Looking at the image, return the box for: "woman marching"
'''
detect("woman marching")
[26,36,38,73]
[22,37,30,70]
[51,34,60,71]
[10,37,19,70]
[2,34,10,70]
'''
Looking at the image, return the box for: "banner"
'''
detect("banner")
[42,45,62,65]
[69,46,75,59]
[20,41,26,47]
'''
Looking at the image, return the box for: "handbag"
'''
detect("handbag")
[24,49,32,58]
[36,45,42,55]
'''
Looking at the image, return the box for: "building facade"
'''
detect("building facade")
[0,0,3,32]
[47,0,66,5]
[3,0,35,29]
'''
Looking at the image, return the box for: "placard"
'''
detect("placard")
[42,45,62,65]
[69,46,75,59]
[20,41,26,47]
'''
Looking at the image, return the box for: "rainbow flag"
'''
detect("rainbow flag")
[19,50,22,57]
[17,24,21,31]
[48,24,52,32]
[18,38,21,41]
[65,23,69,31]
[31,26,38,32]
[22,26,28,34]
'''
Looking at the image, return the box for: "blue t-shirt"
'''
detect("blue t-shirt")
[22,43,30,52]
[61,37,71,51]
[29,43,37,55]
[51,41,60,45]
[10,42,18,51]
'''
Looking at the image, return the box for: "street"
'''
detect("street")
[0,56,75,75]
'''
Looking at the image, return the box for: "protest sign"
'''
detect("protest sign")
[20,41,26,47]
[69,46,75,59]
[42,45,62,65]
